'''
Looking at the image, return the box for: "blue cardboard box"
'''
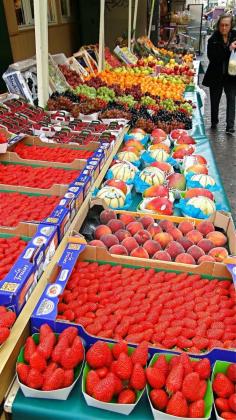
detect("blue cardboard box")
[43,205,71,243]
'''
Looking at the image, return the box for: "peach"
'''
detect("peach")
[100,234,119,248]
[121,237,139,253]
[154,232,173,248]
[185,188,214,201]
[119,213,136,226]
[208,247,228,262]
[186,164,208,175]
[104,179,127,195]
[168,227,183,241]
[166,241,185,259]
[134,229,152,245]
[206,231,227,247]
[143,184,170,198]
[143,240,161,257]
[107,219,125,233]
[100,209,117,224]
[196,221,215,236]
[94,225,112,240]
[177,237,193,251]
[109,245,128,255]
[147,223,162,238]
[130,247,150,259]
[89,240,107,248]
[186,230,203,244]
[115,229,131,242]
[159,220,175,232]
[153,250,171,261]
[178,221,194,235]
[197,239,214,253]
[127,221,143,236]
[198,255,216,264]
[187,245,205,262]
[139,215,155,229]
[175,253,196,265]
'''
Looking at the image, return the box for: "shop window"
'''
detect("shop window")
[60,0,72,21]
[14,0,57,28]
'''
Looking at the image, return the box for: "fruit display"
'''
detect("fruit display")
[0,164,80,189]
[213,362,236,419]
[16,324,84,394]
[147,353,212,418]
[57,260,236,352]
[0,192,60,226]
[0,306,16,345]
[0,236,28,280]
[83,340,147,409]
[87,209,230,265]
[13,143,93,163]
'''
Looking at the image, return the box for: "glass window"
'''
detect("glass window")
[60,0,71,20]
[14,0,57,28]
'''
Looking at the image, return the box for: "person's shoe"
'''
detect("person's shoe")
[226,128,235,135]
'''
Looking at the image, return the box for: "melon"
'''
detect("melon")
[110,162,137,182]
[117,151,139,163]
[97,187,126,208]
[190,174,216,188]
[148,148,169,162]
[187,196,216,216]
[140,166,165,186]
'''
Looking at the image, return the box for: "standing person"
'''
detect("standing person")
[203,14,236,134]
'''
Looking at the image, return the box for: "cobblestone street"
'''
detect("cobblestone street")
[199,58,236,220]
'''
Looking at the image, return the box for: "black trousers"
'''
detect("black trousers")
[209,84,236,129]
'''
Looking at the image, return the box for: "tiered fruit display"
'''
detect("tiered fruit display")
[147,353,212,418]
[89,210,229,264]
[0,164,80,189]
[213,363,236,419]
[16,324,84,391]
[84,341,148,404]
[57,260,236,352]
[104,47,122,68]
[13,144,93,163]
[0,306,16,345]
[0,192,59,226]
[0,236,28,280]
[58,64,83,88]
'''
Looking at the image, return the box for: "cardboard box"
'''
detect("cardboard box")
[69,174,92,200]
[0,223,58,314]
[31,240,235,364]
[43,206,71,243]
[211,361,235,420]
[78,200,236,279]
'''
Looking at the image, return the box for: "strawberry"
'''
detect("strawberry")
[177,336,193,349]
[113,374,123,395]
[153,354,169,378]
[221,412,236,419]
[227,364,236,383]
[150,389,169,410]
[178,353,193,376]
[189,399,205,418]
[0,327,10,344]
[86,341,112,369]
[213,373,235,398]
[192,336,209,350]
[63,369,74,388]
[114,352,133,380]
[92,372,115,402]
[17,363,30,384]
[182,372,201,402]
[118,389,136,404]
[61,337,84,369]
[0,311,16,328]
[197,379,207,399]
[51,336,68,363]
[130,363,146,390]
[96,367,109,379]
[229,394,236,413]
[131,341,148,366]
[39,324,54,341]
[86,370,100,396]
[27,368,44,389]
[215,398,230,413]
[24,336,37,363]
[112,341,128,359]
[166,363,184,394]
[146,366,166,389]
[29,351,47,372]
[166,391,188,417]
[38,332,55,360]
[43,362,58,380]
[43,368,65,391]
[161,337,177,348]
[59,327,78,345]
[193,358,211,379]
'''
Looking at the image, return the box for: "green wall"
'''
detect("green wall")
[0,0,13,93]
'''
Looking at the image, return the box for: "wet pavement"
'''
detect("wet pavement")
[199,58,236,221]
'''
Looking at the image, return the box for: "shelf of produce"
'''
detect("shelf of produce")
[0,126,128,407]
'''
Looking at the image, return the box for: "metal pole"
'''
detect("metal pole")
[98,0,105,72]
[148,0,155,38]
[132,0,139,41]
[34,0,49,107]
[128,0,132,50]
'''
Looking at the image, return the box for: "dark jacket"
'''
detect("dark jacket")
[202,29,236,87]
